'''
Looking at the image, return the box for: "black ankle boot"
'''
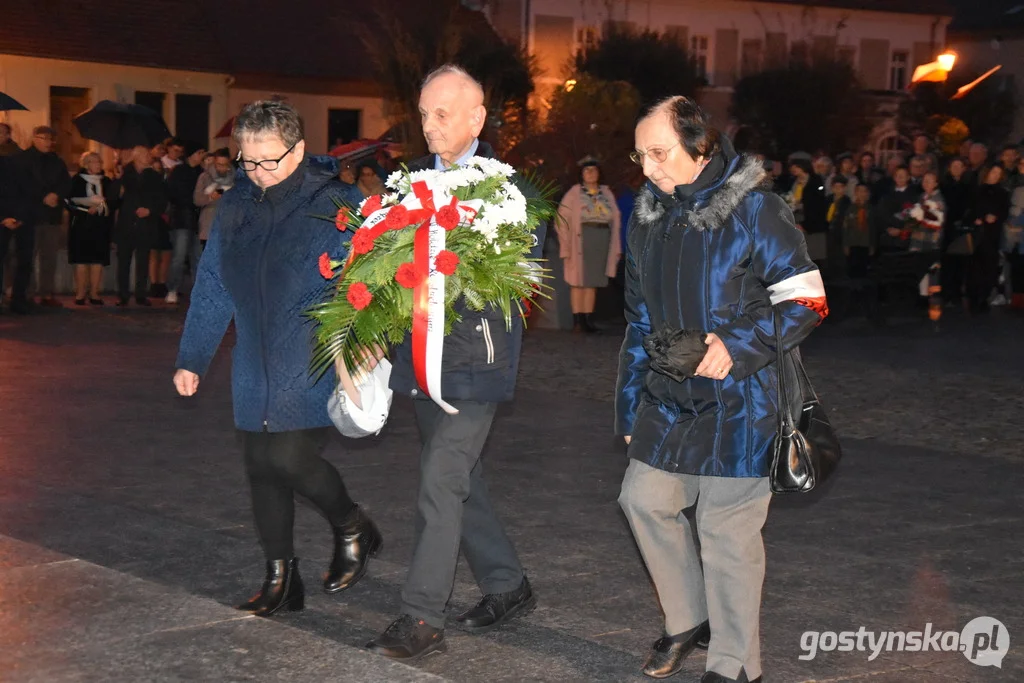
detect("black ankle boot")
[323,505,383,594]
[236,558,305,616]
[583,314,601,334]
[572,313,585,333]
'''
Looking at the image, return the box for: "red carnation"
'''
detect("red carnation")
[335,207,350,231]
[351,229,376,255]
[383,204,409,230]
[395,262,419,289]
[360,194,382,217]
[436,205,460,231]
[346,282,373,310]
[434,250,460,276]
[318,252,335,279]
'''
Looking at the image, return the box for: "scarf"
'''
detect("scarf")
[78,173,109,216]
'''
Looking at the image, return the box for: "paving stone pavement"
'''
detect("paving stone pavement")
[0,301,1022,682]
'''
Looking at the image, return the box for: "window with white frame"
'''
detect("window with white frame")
[890,51,909,91]
[691,35,709,79]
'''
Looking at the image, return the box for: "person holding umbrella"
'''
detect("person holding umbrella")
[115,146,167,306]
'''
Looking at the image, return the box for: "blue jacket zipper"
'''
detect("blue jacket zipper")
[257,189,272,430]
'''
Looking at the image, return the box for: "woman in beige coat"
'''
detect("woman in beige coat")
[556,159,622,333]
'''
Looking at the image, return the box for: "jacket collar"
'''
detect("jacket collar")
[409,140,496,172]
[633,136,768,232]
[237,154,339,205]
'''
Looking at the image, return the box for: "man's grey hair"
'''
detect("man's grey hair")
[232,100,304,147]
[422,64,484,99]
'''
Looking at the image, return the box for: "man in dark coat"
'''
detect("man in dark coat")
[18,126,70,306]
[116,146,167,305]
[365,64,544,662]
[165,142,206,303]
[0,153,32,312]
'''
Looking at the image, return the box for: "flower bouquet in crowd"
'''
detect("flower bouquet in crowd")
[308,157,556,381]
[894,199,943,251]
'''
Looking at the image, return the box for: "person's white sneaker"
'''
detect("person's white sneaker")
[991,294,1007,306]
[165,291,178,304]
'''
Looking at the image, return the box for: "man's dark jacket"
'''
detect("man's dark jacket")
[389,140,548,403]
[167,162,202,233]
[116,164,167,244]
[18,146,71,224]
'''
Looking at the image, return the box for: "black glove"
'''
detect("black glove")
[643,327,708,382]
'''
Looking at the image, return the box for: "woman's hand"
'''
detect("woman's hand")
[624,436,631,445]
[695,333,733,380]
[173,369,200,396]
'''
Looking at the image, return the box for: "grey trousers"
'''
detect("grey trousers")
[34,222,62,297]
[400,399,525,628]
[618,459,772,680]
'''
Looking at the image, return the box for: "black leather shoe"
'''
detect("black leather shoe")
[365,614,446,660]
[583,314,602,334]
[700,670,761,683]
[236,558,305,617]
[135,297,152,307]
[453,576,536,633]
[642,620,711,679]
[323,505,383,594]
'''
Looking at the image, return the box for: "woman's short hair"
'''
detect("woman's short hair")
[79,151,101,168]
[641,96,721,161]
[789,158,813,176]
[232,100,304,147]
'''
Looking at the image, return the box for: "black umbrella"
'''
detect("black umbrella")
[0,92,28,111]
[72,100,171,149]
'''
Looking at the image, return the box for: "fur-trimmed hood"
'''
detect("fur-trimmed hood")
[634,151,769,232]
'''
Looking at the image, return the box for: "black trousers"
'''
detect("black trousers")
[0,223,35,304]
[400,399,525,628]
[243,428,355,560]
[116,230,152,301]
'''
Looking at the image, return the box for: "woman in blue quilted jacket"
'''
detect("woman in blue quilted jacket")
[616,97,828,683]
[173,101,380,617]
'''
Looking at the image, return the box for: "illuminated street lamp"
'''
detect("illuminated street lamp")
[911,51,958,85]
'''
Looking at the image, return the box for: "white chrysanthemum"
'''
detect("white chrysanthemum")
[467,156,515,178]
[385,170,405,190]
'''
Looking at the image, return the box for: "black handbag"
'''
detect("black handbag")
[769,310,842,494]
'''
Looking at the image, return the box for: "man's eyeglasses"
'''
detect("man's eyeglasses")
[630,143,680,165]
[236,142,297,172]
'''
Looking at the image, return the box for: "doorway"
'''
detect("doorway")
[49,86,91,171]
[175,93,211,148]
[327,109,361,150]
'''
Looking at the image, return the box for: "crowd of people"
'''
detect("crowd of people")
[764,136,1024,315]
[0,126,236,311]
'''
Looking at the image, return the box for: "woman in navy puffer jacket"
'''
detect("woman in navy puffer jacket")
[174,101,380,617]
[616,97,828,683]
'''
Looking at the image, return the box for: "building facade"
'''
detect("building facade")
[486,0,954,158]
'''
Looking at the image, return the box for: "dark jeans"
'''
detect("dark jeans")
[243,427,355,560]
[0,223,35,305]
[116,230,152,301]
[400,399,525,628]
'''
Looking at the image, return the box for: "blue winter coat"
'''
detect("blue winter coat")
[175,155,349,432]
[616,146,827,478]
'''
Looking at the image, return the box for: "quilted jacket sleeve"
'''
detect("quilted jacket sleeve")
[713,192,827,381]
[174,208,235,376]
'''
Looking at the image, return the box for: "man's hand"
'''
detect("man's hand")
[173,369,200,396]
[43,192,59,208]
[695,332,734,380]
[1,218,19,230]
[887,227,902,237]
[985,213,997,224]
[624,436,632,445]
[136,207,150,218]
[87,207,99,215]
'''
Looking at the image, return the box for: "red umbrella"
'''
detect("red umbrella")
[214,116,235,139]
[328,139,397,161]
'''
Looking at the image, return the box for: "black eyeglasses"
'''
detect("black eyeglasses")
[236,142,297,172]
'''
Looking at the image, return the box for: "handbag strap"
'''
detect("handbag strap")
[773,306,796,434]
